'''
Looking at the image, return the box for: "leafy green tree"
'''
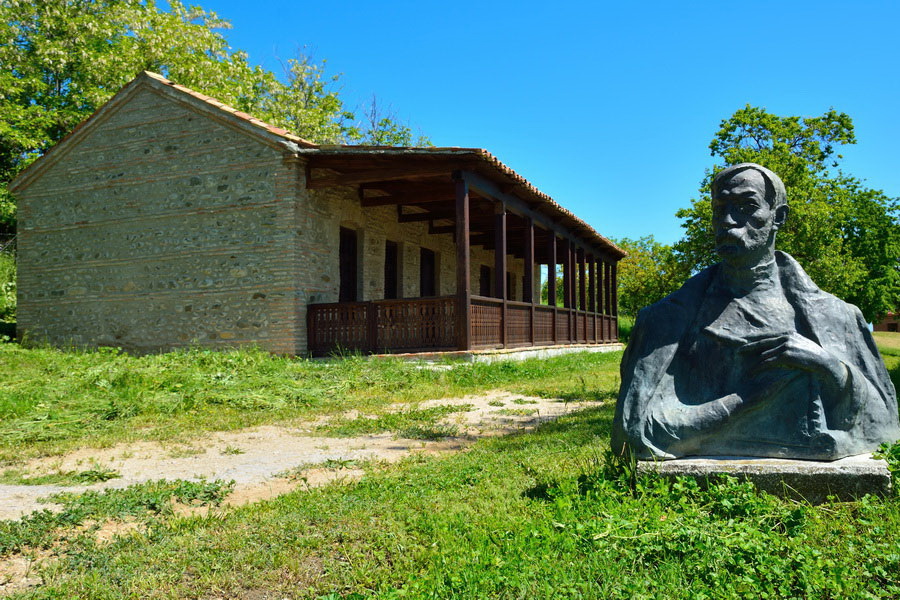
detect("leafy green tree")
[614,235,685,316]
[0,0,276,233]
[0,0,429,236]
[675,105,900,322]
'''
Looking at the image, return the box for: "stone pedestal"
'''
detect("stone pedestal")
[637,454,892,504]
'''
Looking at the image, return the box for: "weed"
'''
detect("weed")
[0,478,233,557]
[318,404,473,437]
[495,408,538,417]
[220,445,245,455]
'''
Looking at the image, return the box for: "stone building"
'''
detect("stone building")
[10,72,624,356]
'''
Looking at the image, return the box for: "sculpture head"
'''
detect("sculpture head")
[711,163,788,268]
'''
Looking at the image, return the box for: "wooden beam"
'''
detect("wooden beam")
[454,174,471,351]
[397,208,455,223]
[360,194,454,207]
[308,166,451,189]
[429,223,455,235]
[461,170,596,251]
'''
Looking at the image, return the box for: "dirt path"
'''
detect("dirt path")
[0,391,600,521]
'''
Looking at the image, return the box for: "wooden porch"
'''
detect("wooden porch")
[307,295,618,356]
[303,148,624,357]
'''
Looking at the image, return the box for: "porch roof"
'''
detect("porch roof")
[301,146,626,260]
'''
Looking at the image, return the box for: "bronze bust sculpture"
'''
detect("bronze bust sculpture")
[612,163,900,460]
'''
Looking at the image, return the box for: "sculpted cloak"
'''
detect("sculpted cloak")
[612,251,900,460]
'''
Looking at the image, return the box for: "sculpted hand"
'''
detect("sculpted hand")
[741,333,849,391]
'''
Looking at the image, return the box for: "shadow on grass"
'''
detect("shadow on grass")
[0,321,13,340]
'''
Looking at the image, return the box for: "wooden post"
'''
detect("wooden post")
[548,234,557,308]
[495,205,507,348]
[523,218,534,303]
[612,261,618,340]
[566,239,574,342]
[605,260,612,342]
[367,302,378,353]
[549,235,557,344]
[578,248,586,313]
[524,217,535,345]
[454,174,471,351]
[588,253,596,342]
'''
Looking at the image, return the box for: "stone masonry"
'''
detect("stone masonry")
[14,81,535,355]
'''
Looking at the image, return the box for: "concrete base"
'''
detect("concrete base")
[638,453,892,504]
[373,343,624,364]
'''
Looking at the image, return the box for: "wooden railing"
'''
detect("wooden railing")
[468,295,618,350]
[308,296,456,356]
[308,295,618,356]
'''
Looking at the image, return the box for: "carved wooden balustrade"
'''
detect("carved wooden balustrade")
[308,295,618,356]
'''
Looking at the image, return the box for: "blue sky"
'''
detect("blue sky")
[194,0,898,245]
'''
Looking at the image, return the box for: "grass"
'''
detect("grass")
[0,465,120,486]
[317,404,473,438]
[0,340,897,598]
[0,344,621,463]
[874,331,900,394]
[4,406,899,599]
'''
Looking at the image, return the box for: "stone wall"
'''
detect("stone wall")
[16,86,301,353]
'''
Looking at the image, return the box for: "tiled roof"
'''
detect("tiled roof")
[140,71,317,148]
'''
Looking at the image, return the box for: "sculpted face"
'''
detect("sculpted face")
[712,169,782,265]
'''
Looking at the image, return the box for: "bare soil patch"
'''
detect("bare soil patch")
[1,391,598,521]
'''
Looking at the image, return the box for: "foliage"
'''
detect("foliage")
[613,235,685,316]
[0,0,429,233]
[675,105,900,322]
[357,95,432,146]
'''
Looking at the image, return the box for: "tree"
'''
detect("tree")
[675,105,900,322]
[614,235,685,316]
[357,95,431,147]
[0,0,430,236]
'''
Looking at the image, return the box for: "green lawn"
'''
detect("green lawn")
[0,342,898,599]
[0,344,619,463]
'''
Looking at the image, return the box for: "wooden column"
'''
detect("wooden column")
[548,235,557,308]
[588,253,597,342]
[495,205,507,347]
[604,260,612,341]
[578,248,586,313]
[611,261,618,340]
[524,218,535,345]
[454,174,471,351]
[523,218,534,303]
[588,253,596,313]
[562,239,571,309]
[549,235,557,344]
[565,239,574,341]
